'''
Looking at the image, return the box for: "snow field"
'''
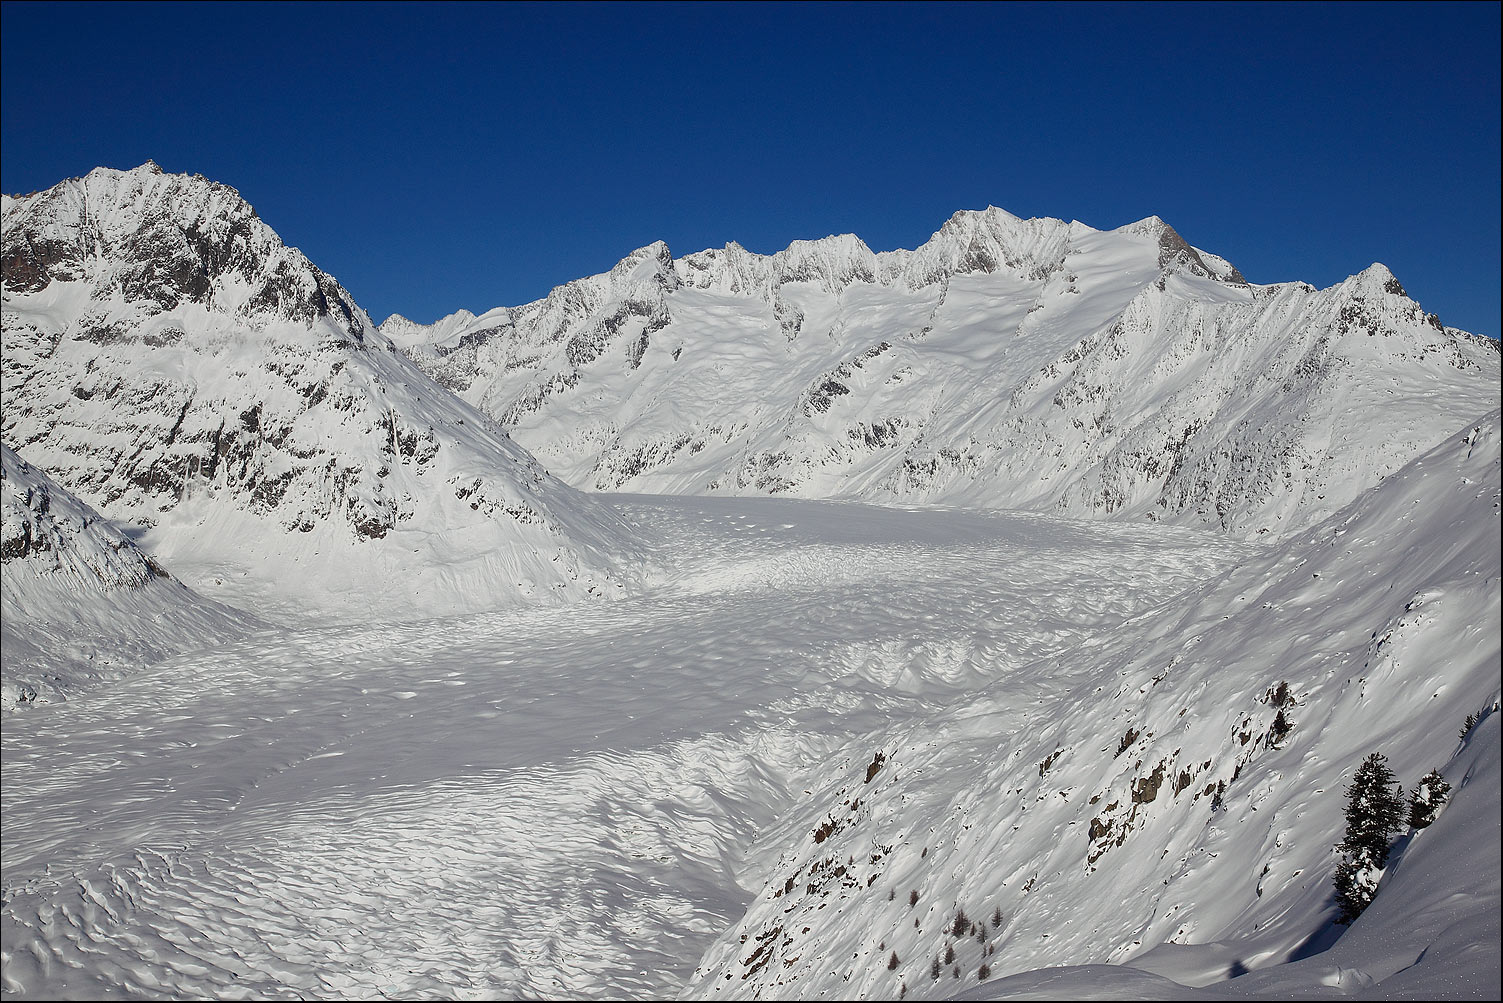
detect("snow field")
[1,497,1246,1000]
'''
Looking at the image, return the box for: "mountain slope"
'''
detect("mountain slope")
[1,443,254,709]
[683,411,1501,999]
[387,210,1498,536]
[1,163,639,624]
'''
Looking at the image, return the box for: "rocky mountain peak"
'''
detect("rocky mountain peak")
[1115,214,1248,284]
[2,165,638,623]
[1,164,369,341]
[607,239,680,294]
[770,232,878,294]
[902,205,1074,287]
[1348,261,1406,298]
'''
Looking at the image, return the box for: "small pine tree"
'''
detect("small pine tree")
[1460,712,1479,741]
[951,908,969,937]
[1408,769,1450,829]
[888,950,899,971]
[1333,752,1406,924]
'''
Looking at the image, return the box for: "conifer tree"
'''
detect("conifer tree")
[1333,752,1405,924]
[1408,769,1450,829]
[1459,712,1479,742]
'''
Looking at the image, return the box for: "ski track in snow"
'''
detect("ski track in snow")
[0,496,1248,1000]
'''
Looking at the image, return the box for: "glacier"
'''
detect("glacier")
[1,163,1498,1000]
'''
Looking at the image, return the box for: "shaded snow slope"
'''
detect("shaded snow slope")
[683,413,1500,1001]
[385,210,1499,536]
[1,443,254,710]
[1,164,638,623]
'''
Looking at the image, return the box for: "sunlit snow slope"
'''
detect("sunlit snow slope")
[1,164,637,624]
[1,443,253,709]
[386,210,1499,535]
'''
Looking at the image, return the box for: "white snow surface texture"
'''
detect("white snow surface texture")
[1,163,1500,1000]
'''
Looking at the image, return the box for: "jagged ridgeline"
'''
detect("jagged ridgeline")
[385,208,1497,536]
[1,163,638,622]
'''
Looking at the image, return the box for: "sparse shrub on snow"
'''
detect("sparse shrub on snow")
[1270,708,1293,746]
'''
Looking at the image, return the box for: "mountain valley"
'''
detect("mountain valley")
[1,164,1498,1000]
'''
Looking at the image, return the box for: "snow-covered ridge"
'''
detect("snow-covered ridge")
[1,443,255,709]
[384,206,1498,537]
[2,164,640,623]
[2,441,167,588]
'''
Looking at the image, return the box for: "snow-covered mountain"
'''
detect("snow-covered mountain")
[386,208,1499,536]
[2,164,1497,1000]
[1,163,638,623]
[1,443,253,709]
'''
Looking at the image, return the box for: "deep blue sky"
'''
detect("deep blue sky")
[3,2,1499,337]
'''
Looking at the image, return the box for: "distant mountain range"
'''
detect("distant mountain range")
[381,201,1496,536]
[2,162,1497,695]
[2,163,1499,999]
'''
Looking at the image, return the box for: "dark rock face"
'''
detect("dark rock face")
[1153,220,1248,284]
